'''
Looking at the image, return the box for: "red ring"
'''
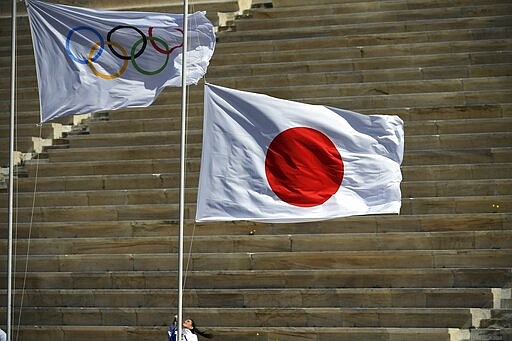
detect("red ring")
[148,27,184,55]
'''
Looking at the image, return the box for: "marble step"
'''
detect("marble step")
[216,21,511,43]
[3,179,512,210]
[0,287,494,309]
[3,249,511,272]
[247,1,512,20]
[5,326,454,341]
[1,268,510,289]
[1,213,509,239]
[0,306,475,328]
[2,37,509,73]
[99,103,512,122]
[4,76,510,105]
[78,115,512,136]
[4,62,510,96]
[10,161,512,194]
[4,230,511,255]
[234,10,512,33]
[15,143,512,183]
[1,195,512,222]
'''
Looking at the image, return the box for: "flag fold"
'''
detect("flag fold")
[196,84,405,223]
[26,0,215,122]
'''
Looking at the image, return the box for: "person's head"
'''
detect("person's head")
[183,318,194,330]
[183,318,213,339]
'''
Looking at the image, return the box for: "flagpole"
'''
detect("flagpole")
[7,0,17,339]
[178,0,189,339]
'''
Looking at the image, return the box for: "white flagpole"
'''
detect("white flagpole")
[178,0,189,339]
[7,0,17,340]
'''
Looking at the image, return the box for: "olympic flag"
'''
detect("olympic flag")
[196,84,405,223]
[25,0,216,122]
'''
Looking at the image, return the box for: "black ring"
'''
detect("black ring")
[107,25,147,60]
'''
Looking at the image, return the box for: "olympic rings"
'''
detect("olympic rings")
[131,36,170,75]
[88,41,128,80]
[65,24,184,79]
[148,27,183,55]
[107,25,147,60]
[66,26,104,64]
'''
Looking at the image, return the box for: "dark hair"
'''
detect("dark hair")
[189,319,213,339]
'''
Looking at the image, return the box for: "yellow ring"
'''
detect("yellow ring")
[88,41,129,80]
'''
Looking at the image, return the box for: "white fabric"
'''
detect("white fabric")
[25,0,215,122]
[169,328,197,341]
[183,329,198,341]
[196,83,405,223]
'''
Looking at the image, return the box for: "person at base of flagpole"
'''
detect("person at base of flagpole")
[168,315,213,341]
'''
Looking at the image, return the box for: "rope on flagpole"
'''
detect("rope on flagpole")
[14,123,42,341]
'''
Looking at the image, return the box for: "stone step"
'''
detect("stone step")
[234,8,512,33]
[501,299,512,309]
[81,115,512,136]
[246,1,512,21]
[1,268,511,289]
[209,54,512,81]
[3,249,511,272]
[269,0,498,8]
[480,310,512,328]
[5,62,510,98]
[54,125,512,150]
[3,7,510,44]
[0,122,68,140]
[0,150,32,168]
[37,143,512,167]
[99,103,511,122]
[5,326,453,341]
[5,76,510,105]
[212,34,512,58]
[1,195,511,222]
[0,287,494,309]
[2,86,510,116]
[299,90,512,113]
[3,179,512,210]
[216,21,511,44]
[0,0,238,26]
[405,147,512,165]
[469,327,511,341]
[3,36,510,74]
[1,213,509,239]
[0,108,82,126]
[406,118,512,136]
[0,0,238,14]
[3,165,512,201]
[16,91,512,118]
[12,161,512,194]
[210,63,512,89]
[404,179,512,197]
[0,188,184,207]
[0,306,475,328]
[4,8,510,47]
[0,135,53,154]
[4,230,511,255]
[14,141,512,181]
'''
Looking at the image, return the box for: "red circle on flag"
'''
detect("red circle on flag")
[265,127,344,207]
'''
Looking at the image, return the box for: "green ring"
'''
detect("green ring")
[131,36,170,75]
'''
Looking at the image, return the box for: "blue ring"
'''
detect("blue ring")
[66,26,104,64]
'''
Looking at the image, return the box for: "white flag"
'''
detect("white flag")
[196,84,405,223]
[26,0,216,122]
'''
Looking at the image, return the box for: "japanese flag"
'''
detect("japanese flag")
[196,83,404,223]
